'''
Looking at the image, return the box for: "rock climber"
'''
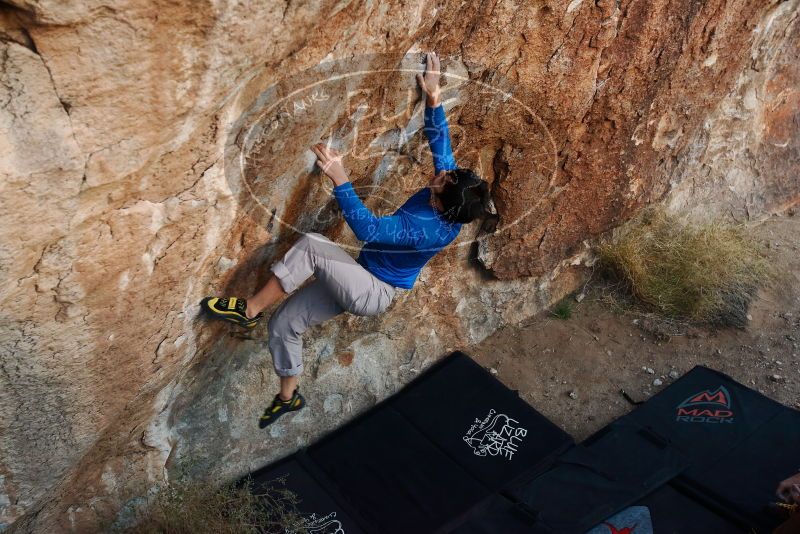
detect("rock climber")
[200,52,496,427]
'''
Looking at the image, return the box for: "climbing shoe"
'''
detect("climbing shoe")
[200,296,263,328]
[259,389,305,428]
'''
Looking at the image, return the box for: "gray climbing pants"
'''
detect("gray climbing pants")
[268,233,396,377]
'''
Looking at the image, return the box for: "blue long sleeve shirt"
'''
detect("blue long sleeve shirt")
[332,104,461,289]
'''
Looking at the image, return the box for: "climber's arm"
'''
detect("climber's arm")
[311,143,424,247]
[424,103,457,174]
[332,182,425,246]
[417,51,456,174]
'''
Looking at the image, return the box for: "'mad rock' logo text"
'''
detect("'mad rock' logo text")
[463,409,528,460]
[675,386,735,424]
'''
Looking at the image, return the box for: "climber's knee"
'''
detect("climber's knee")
[268,301,309,339]
[298,232,328,252]
[267,308,292,339]
[304,231,326,241]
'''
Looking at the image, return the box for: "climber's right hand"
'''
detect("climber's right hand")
[311,143,350,187]
[416,51,441,107]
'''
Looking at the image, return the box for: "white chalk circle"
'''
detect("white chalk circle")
[224,53,559,254]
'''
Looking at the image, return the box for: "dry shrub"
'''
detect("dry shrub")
[120,474,305,534]
[550,299,573,320]
[597,209,769,327]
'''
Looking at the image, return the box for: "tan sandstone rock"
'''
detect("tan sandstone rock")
[0,0,797,531]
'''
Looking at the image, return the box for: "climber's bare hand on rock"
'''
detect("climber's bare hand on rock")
[417,51,441,107]
[311,143,349,187]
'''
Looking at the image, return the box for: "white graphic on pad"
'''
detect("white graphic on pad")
[287,511,344,534]
[463,409,528,460]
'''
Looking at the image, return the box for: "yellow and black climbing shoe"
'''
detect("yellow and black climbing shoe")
[200,296,263,328]
[259,389,305,429]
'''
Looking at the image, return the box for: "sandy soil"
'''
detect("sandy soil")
[469,212,800,441]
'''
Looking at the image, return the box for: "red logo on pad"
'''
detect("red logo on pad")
[676,386,734,424]
[604,522,638,534]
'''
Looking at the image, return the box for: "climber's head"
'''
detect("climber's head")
[430,168,498,232]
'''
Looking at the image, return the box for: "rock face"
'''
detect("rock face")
[0,0,797,531]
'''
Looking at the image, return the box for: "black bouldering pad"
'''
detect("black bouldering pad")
[586,484,744,533]
[248,457,365,533]
[307,407,489,534]
[392,351,573,491]
[247,352,574,533]
[449,494,544,534]
[618,366,784,464]
[246,356,798,534]
[675,407,800,533]
[507,423,689,533]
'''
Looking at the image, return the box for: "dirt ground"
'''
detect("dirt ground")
[470,212,800,441]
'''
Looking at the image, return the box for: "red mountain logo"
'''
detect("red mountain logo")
[676,386,734,424]
[604,522,637,534]
[678,386,731,408]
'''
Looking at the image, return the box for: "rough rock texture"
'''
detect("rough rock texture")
[0,0,797,531]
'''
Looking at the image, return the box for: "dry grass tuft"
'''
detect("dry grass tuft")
[119,474,305,534]
[597,209,770,327]
[550,299,573,320]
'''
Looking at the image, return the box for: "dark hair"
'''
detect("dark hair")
[438,168,499,232]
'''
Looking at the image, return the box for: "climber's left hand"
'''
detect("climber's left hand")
[311,143,350,187]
